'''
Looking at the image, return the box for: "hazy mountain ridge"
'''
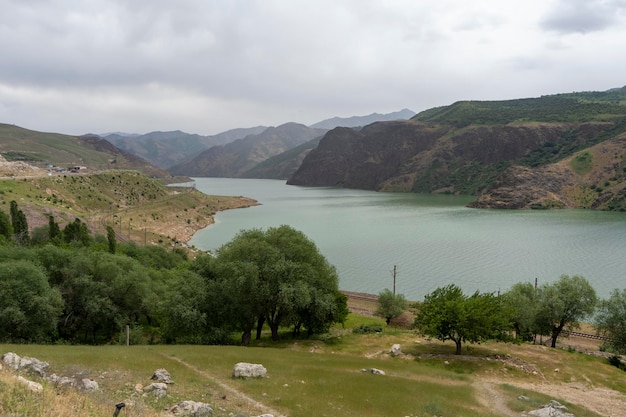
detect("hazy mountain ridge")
[104,126,267,169]
[309,108,416,129]
[169,122,327,177]
[102,109,415,177]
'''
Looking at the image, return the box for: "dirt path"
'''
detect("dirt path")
[162,354,287,417]
[474,380,518,417]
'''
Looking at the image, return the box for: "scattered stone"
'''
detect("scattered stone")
[169,400,213,416]
[49,373,76,388]
[17,375,43,392]
[257,415,274,417]
[144,382,168,397]
[518,395,530,401]
[79,378,99,392]
[526,400,574,417]
[369,368,386,375]
[2,352,49,377]
[389,344,402,357]
[232,362,267,378]
[151,368,174,384]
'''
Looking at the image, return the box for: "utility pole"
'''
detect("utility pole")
[392,265,397,296]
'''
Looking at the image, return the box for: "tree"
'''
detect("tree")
[0,210,12,242]
[414,284,512,355]
[49,215,61,243]
[0,259,63,342]
[9,200,29,245]
[595,288,626,354]
[106,225,116,254]
[535,275,597,348]
[63,218,92,246]
[502,282,543,341]
[213,225,342,344]
[375,288,408,325]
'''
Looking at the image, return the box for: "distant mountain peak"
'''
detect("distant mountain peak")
[309,109,416,130]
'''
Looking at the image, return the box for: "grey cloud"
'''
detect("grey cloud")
[541,0,626,34]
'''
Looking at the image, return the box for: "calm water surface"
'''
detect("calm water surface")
[188,178,626,300]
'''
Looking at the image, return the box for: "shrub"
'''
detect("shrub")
[352,324,383,334]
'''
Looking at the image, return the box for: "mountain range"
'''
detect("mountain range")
[3,89,626,210]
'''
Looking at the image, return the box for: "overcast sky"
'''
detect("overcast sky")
[1,0,625,136]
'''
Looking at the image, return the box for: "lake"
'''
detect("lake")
[188,178,626,300]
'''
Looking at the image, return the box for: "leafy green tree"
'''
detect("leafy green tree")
[9,200,29,245]
[535,274,597,348]
[502,282,543,341]
[213,225,342,344]
[0,259,63,342]
[414,284,512,355]
[375,288,408,325]
[62,218,92,246]
[595,289,626,354]
[161,269,211,343]
[54,250,156,343]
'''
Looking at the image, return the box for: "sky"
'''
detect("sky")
[1,0,626,136]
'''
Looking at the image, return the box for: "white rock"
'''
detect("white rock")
[232,362,267,378]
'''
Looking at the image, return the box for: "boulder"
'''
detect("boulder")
[389,344,402,357]
[526,400,574,417]
[169,400,213,416]
[17,375,43,392]
[2,352,49,377]
[232,363,267,378]
[79,378,99,392]
[144,382,168,398]
[49,373,76,388]
[151,368,174,384]
[361,368,386,375]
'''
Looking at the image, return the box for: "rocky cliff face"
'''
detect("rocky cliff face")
[469,133,626,209]
[288,120,617,197]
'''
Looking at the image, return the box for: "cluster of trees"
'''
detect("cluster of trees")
[383,274,626,355]
[0,201,346,345]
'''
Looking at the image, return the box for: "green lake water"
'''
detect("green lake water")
[188,178,626,300]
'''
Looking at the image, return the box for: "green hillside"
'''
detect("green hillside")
[0,123,169,177]
[0,170,256,246]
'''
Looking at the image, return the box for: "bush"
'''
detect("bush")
[608,355,625,371]
[352,324,383,334]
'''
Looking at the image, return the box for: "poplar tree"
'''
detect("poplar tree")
[9,200,29,245]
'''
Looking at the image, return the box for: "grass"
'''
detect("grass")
[571,151,594,175]
[1,311,622,417]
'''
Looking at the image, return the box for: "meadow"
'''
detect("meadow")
[1,308,624,417]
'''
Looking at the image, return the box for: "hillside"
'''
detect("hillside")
[0,170,257,246]
[169,123,327,178]
[288,88,626,209]
[104,126,267,169]
[0,124,170,178]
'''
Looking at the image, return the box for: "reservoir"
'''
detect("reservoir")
[188,177,626,300]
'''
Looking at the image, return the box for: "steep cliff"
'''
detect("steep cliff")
[288,89,626,209]
[288,120,617,195]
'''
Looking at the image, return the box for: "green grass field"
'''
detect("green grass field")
[1,312,622,417]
